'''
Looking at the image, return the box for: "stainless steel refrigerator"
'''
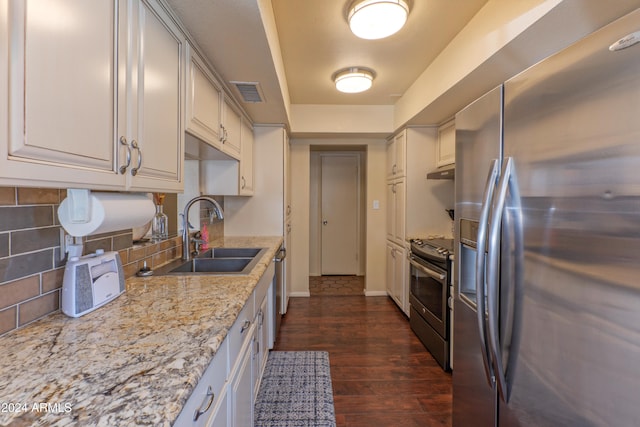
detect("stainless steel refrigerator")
[453,8,640,427]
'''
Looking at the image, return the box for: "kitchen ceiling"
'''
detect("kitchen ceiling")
[165,0,488,127]
[271,0,487,105]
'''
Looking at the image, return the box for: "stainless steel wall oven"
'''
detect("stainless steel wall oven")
[409,238,453,371]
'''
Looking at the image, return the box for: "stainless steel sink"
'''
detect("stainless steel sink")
[157,247,268,275]
[170,257,253,273]
[198,247,264,259]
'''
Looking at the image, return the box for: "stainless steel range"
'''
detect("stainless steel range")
[408,238,453,371]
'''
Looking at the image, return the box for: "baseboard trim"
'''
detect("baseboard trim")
[364,290,389,297]
[291,291,388,297]
[290,292,311,297]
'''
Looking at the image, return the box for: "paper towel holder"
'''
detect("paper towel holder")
[58,190,155,238]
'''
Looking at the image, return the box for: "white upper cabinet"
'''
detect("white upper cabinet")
[1,0,184,191]
[239,118,254,195]
[200,115,254,196]
[2,0,125,189]
[221,98,242,159]
[186,46,223,151]
[386,131,406,179]
[436,119,455,167]
[128,0,185,191]
[186,45,242,161]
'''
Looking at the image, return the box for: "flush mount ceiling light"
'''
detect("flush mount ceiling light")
[333,67,375,93]
[347,0,410,40]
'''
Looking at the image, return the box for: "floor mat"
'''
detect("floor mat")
[254,351,336,427]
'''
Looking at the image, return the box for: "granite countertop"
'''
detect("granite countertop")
[0,236,283,427]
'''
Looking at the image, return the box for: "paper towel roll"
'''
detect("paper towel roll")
[58,192,155,237]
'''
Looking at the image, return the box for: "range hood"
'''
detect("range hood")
[427,164,455,180]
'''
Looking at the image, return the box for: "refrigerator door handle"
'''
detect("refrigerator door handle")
[486,157,513,402]
[475,158,500,388]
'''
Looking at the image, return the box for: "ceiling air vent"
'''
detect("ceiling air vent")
[230,81,265,103]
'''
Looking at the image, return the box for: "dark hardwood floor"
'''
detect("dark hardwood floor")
[273,295,452,427]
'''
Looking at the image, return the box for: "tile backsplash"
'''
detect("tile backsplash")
[0,187,223,337]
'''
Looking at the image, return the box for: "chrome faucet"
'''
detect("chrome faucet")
[182,196,224,260]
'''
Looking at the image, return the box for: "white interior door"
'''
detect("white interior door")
[320,154,359,275]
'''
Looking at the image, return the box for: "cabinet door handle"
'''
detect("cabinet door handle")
[118,136,131,174]
[241,176,246,189]
[130,140,142,176]
[193,386,215,421]
[392,164,397,175]
[240,319,251,333]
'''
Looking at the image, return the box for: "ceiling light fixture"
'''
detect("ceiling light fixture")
[333,67,375,93]
[347,0,410,40]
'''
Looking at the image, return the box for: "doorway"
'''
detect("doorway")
[320,154,359,274]
[309,148,366,295]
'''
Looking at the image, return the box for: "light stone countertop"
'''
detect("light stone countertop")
[0,236,283,427]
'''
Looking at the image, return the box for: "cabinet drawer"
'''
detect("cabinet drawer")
[227,299,255,368]
[174,339,228,427]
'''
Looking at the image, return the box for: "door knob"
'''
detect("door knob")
[322,220,328,225]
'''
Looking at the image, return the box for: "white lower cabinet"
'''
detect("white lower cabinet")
[386,241,408,314]
[174,340,228,427]
[386,243,395,302]
[230,322,256,427]
[175,262,275,427]
[209,386,229,427]
[255,296,270,395]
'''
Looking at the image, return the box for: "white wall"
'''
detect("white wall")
[177,160,202,233]
[223,125,285,236]
[289,144,310,296]
[364,141,388,295]
[290,104,394,136]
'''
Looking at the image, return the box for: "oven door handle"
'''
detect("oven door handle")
[408,256,445,281]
